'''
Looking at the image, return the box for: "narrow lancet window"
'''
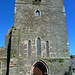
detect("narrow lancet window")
[46,41,49,56]
[36,10,40,16]
[28,40,31,56]
[37,37,41,56]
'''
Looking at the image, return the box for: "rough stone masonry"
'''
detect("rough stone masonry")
[0,0,72,75]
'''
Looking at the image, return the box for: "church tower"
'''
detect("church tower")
[0,0,72,75]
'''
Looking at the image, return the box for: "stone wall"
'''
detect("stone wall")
[9,58,72,75]
[0,46,7,75]
[10,25,20,58]
[14,1,70,57]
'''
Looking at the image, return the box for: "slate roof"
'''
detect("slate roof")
[71,59,75,69]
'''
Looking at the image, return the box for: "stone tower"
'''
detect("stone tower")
[0,0,72,75]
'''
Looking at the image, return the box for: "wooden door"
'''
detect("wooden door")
[32,67,43,75]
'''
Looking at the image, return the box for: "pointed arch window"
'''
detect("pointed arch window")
[28,40,31,56]
[36,10,40,16]
[37,37,41,56]
[46,41,49,56]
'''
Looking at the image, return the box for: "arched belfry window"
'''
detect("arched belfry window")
[46,41,49,57]
[28,40,31,56]
[37,37,41,56]
[36,10,40,16]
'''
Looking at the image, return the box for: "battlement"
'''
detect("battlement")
[15,0,64,7]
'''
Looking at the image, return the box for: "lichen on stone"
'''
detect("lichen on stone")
[59,59,64,63]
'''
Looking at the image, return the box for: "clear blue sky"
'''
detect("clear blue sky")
[0,0,75,55]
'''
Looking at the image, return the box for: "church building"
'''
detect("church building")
[0,0,72,75]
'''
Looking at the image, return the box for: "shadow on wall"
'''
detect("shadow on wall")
[64,66,72,75]
[6,31,12,75]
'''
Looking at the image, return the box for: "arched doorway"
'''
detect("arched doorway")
[31,61,48,75]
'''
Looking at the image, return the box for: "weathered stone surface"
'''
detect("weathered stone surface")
[0,0,72,75]
[8,58,72,75]
[0,46,7,57]
[14,0,69,58]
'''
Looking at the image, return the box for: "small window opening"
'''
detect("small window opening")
[36,10,40,16]
[28,40,31,56]
[46,41,49,57]
[37,37,41,56]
